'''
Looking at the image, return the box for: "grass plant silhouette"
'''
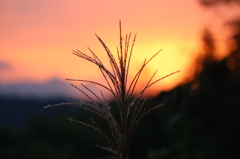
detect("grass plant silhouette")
[45,21,179,159]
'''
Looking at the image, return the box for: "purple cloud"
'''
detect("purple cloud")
[0,60,12,71]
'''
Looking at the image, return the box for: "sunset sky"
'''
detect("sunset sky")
[0,0,239,99]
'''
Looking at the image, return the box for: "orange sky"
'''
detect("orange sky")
[0,0,239,98]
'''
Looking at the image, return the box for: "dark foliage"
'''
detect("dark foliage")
[199,0,240,6]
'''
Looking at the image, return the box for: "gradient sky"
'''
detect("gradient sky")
[0,0,239,98]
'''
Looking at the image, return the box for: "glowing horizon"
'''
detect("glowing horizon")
[0,0,239,98]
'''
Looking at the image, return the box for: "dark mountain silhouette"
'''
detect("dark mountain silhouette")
[0,78,73,99]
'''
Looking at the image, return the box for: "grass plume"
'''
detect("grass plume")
[45,21,179,159]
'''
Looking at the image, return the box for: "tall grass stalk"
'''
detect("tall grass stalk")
[45,21,179,159]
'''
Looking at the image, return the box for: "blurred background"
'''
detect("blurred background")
[0,0,240,158]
